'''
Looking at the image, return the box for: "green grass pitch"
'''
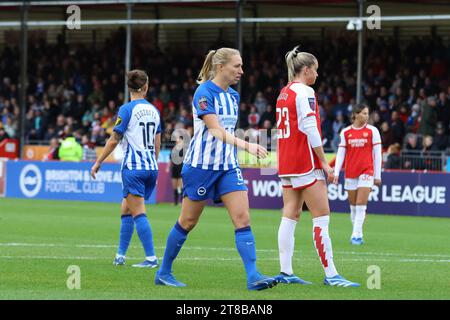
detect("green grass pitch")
[0,198,449,299]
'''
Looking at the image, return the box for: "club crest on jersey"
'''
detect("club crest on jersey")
[198,96,208,111]
[114,116,122,127]
[197,187,206,196]
[363,132,369,137]
[308,97,316,111]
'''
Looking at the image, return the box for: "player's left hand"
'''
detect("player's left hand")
[374,178,382,186]
[91,162,101,179]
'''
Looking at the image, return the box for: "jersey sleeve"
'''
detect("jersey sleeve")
[372,127,382,146]
[113,105,131,135]
[295,87,317,120]
[193,87,215,118]
[338,129,347,148]
[155,109,162,134]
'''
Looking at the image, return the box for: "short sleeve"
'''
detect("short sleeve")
[113,105,131,135]
[193,87,215,118]
[339,129,347,148]
[295,87,316,120]
[156,122,162,134]
[372,127,382,145]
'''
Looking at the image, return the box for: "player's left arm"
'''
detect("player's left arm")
[372,128,382,185]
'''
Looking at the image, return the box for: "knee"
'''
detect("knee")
[233,211,250,228]
[179,216,198,231]
[282,206,301,220]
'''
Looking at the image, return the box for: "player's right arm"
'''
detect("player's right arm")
[91,131,122,179]
[296,87,334,181]
[91,106,130,179]
[333,130,347,184]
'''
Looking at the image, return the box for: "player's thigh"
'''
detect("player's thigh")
[125,194,146,216]
[347,190,357,205]
[120,198,131,215]
[178,197,207,231]
[356,187,371,205]
[302,180,330,218]
[282,187,304,221]
[221,191,250,229]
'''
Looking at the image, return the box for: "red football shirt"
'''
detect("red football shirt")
[276,82,322,176]
[338,124,381,178]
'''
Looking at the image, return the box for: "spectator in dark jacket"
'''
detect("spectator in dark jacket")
[384,143,401,169]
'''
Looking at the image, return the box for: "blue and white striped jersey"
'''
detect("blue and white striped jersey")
[184,80,240,171]
[113,98,161,171]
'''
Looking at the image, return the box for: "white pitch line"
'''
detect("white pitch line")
[1,242,449,259]
[0,255,449,263]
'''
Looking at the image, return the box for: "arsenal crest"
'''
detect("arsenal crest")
[199,96,208,110]
[363,132,369,137]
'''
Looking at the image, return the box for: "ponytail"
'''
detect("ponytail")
[285,45,317,82]
[197,50,216,84]
[197,48,241,84]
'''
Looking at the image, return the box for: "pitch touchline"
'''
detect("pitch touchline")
[0,242,449,259]
[0,255,449,263]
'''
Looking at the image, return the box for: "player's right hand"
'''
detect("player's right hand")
[322,163,334,183]
[91,162,100,180]
[247,143,268,159]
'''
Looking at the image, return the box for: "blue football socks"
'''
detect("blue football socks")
[159,221,189,274]
[134,214,156,258]
[235,226,258,281]
[117,214,134,256]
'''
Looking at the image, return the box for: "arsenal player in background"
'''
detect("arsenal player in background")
[275,45,360,287]
[333,104,382,245]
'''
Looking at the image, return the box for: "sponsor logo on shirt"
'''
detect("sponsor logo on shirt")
[348,138,368,147]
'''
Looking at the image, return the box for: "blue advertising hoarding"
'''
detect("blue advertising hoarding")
[5,160,156,203]
[240,169,450,218]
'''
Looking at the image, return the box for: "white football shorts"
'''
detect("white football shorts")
[344,174,374,190]
[280,169,325,190]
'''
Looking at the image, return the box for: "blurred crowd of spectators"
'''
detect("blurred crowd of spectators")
[0,28,449,169]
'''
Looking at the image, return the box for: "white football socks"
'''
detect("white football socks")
[312,215,338,278]
[352,205,367,239]
[350,205,356,226]
[278,217,297,275]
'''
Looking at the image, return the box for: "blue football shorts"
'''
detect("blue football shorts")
[122,168,158,200]
[181,165,248,203]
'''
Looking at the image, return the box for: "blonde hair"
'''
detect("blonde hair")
[197,48,241,84]
[285,45,318,82]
